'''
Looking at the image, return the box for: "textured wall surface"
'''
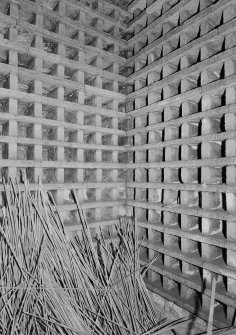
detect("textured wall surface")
[124,0,236,327]
[0,0,130,235]
[1,0,236,327]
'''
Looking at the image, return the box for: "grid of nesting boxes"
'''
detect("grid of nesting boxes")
[0,0,131,232]
[123,0,236,327]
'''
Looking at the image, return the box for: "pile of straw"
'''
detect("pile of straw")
[2,180,233,334]
[0,181,89,334]
[0,180,186,334]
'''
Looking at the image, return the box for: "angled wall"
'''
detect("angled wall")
[0,0,130,235]
[124,0,236,327]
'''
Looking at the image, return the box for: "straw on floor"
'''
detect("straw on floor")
[1,179,233,335]
[0,179,185,335]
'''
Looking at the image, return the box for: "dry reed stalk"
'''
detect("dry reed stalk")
[207,276,217,335]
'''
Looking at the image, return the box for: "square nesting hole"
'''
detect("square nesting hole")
[0,167,8,180]
[84,150,96,162]
[64,148,77,162]
[64,67,78,82]
[42,60,57,76]
[63,210,80,227]
[16,167,34,183]
[84,132,96,144]
[84,115,96,126]
[118,152,132,163]
[42,126,56,141]
[119,48,132,59]
[0,98,9,113]
[84,169,96,183]
[102,150,112,162]
[118,187,126,199]
[64,110,78,124]
[101,188,113,201]
[65,5,80,21]
[103,6,114,17]
[119,118,132,131]
[42,146,57,161]
[103,63,115,73]
[85,188,96,201]
[102,169,113,182]
[42,84,59,99]
[0,143,8,159]
[103,22,115,36]
[0,74,9,89]
[84,95,95,107]
[64,168,78,183]
[42,106,57,120]
[135,169,148,182]
[84,33,97,47]
[120,29,134,41]
[135,133,148,145]
[102,116,113,128]
[62,189,74,204]
[118,136,131,146]
[127,188,135,201]
[64,130,79,143]
[25,167,35,182]
[85,54,98,68]
[86,0,98,10]
[65,90,78,103]
[135,188,148,202]
[0,121,8,136]
[119,82,131,94]
[65,46,79,61]
[101,207,113,219]
[102,100,114,110]
[102,79,114,91]
[124,101,134,113]
[42,168,57,183]
[18,76,34,93]
[17,145,34,160]
[0,2,9,15]
[84,208,96,223]
[0,49,9,65]
[102,135,113,146]
[0,23,9,40]
[103,41,114,53]
[87,15,98,28]
[84,73,97,87]
[137,208,148,222]
[17,29,34,47]
[117,169,127,182]
[41,0,58,11]
[66,28,79,41]
[43,38,58,54]
[19,9,36,24]
[43,17,58,33]
[18,122,34,138]
[18,101,34,116]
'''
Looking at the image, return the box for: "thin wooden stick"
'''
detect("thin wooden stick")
[207,276,217,335]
